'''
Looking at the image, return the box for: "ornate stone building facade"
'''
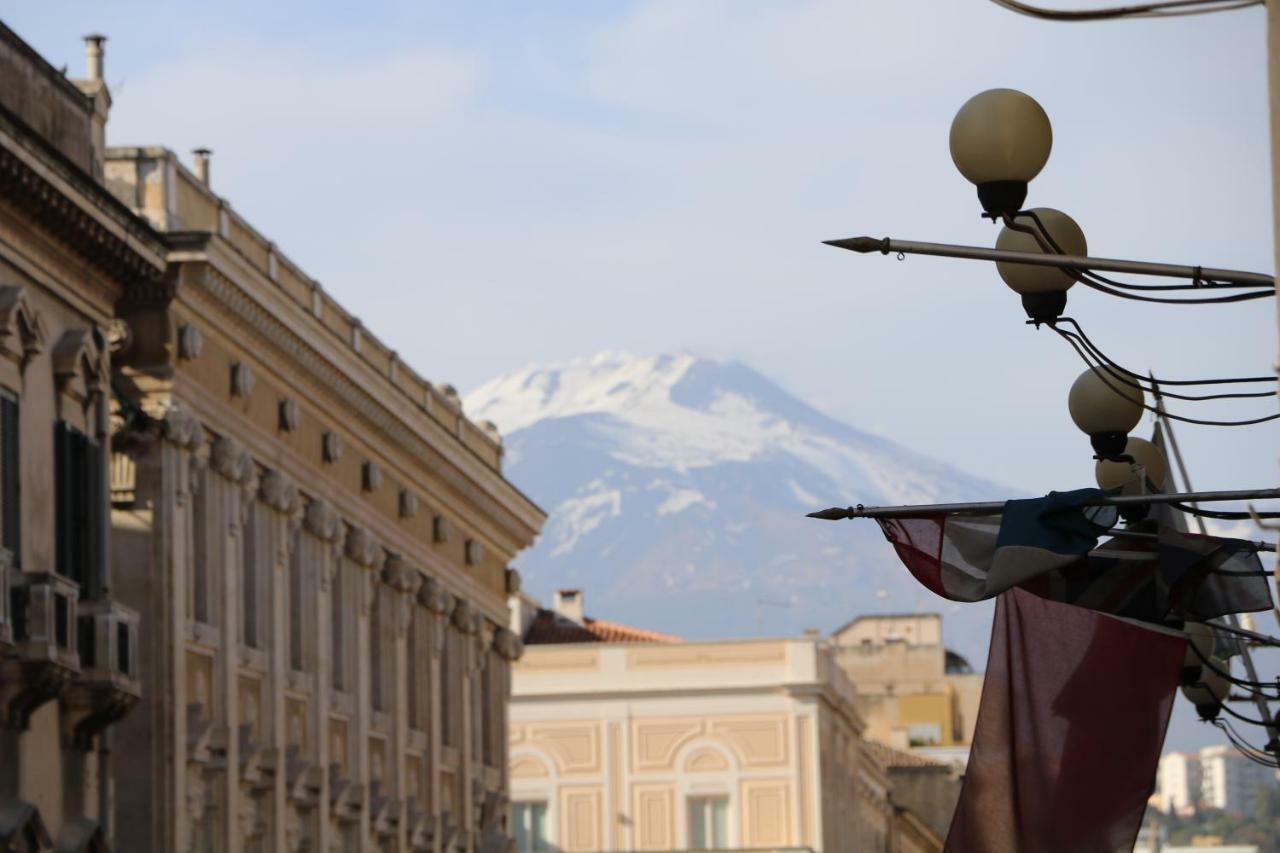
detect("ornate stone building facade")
[0,21,544,853]
[508,591,912,852]
[0,23,162,850]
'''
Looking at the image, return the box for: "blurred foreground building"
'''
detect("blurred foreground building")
[0,21,546,852]
[506,590,944,852]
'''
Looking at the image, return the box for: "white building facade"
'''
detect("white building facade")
[1157,745,1278,816]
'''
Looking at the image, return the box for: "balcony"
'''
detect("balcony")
[0,571,80,729]
[61,598,141,750]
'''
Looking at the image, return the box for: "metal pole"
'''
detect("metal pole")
[1269,0,1280,377]
[824,236,1275,288]
[807,486,1280,520]
[1150,383,1280,749]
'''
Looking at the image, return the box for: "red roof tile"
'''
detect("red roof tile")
[523,609,681,645]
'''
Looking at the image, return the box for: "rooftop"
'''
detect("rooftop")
[523,608,682,645]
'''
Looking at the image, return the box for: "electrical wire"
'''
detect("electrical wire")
[990,0,1263,21]
[1213,720,1280,767]
[1187,638,1280,692]
[1003,215,1275,304]
[1049,332,1280,426]
[1171,502,1280,521]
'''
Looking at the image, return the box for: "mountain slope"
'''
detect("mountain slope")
[466,352,1011,660]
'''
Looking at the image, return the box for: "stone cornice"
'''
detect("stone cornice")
[0,105,167,289]
[183,259,542,551]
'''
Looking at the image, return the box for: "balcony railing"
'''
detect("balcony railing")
[62,597,142,749]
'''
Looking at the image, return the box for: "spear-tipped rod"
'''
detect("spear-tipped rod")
[807,487,1280,521]
[824,236,1275,288]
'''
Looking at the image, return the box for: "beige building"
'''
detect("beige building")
[0,23,165,850]
[829,614,982,758]
[507,591,940,853]
[2,21,547,853]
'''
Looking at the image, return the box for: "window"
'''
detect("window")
[55,421,103,592]
[512,802,549,853]
[331,561,348,692]
[441,627,458,747]
[240,502,261,648]
[370,584,385,712]
[0,388,18,566]
[408,605,428,731]
[688,797,729,850]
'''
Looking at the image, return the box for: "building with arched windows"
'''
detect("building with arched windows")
[507,590,937,852]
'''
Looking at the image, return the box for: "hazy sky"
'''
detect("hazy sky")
[9,2,1275,751]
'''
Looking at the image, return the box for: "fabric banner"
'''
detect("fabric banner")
[945,588,1185,853]
[875,490,1271,624]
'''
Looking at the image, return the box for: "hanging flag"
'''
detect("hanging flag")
[945,587,1184,853]
[875,489,1272,623]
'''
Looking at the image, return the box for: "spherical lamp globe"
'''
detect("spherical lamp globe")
[1180,661,1231,720]
[1095,437,1168,491]
[1067,367,1145,458]
[996,208,1085,322]
[949,89,1052,216]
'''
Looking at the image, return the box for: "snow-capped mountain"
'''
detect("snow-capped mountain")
[466,352,1010,660]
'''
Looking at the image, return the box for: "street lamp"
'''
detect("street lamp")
[1095,437,1168,492]
[949,88,1053,217]
[1181,663,1232,722]
[1067,367,1144,459]
[996,207,1085,323]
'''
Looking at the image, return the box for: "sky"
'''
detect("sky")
[7,2,1276,751]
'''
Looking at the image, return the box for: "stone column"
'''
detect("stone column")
[304,500,342,853]
[452,598,478,853]
[208,434,255,853]
[384,556,421,852]
[420,578,452,853]
[344,525,381,853]
[259,469,300,853]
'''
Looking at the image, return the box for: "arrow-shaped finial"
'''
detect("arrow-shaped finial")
[806,506,854,520]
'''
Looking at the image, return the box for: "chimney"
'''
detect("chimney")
[553,589,584,625]
[83,34,105,82]
[192,148,212,187]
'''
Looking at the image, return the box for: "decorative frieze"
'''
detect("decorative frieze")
[321,431,343,464]
[52,328,104,395]
[343,525,380,569]
[492,627,522,662]
[303,499,342,543]
[399,488,418,519]
[451,599,475,634]
[230,362,256,398]
[278,398,300,433]
[362,461,382,493]
[177,323,203,360]
[160,404,205,450]
[259,469,300,515]
[209,435,253,483]
[432,515,452,545]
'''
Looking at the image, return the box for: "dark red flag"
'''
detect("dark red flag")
[946,588,1184,853]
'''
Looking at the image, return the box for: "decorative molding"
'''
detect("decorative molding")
[381,555,421,595]
[259,468,300,515]
[504,568,522,596]
[52,327,104,394]
[432,515,451,545]
[230,362,256,398]
[480,420,501,444]
[493,627,522,661]
[177,323,204,360]
[0,136,167,288]
[303,499,342,543]
[0,285,45,365]
[343,525,380,568]
[189,267,541,548]
[278,398,300,433]
[362,461,382,493]
[464,539,484,568]
[160,404,205,450]
[419,577,453,616]
[321,431,343,464]
[398,489,418,519]
[451,598,475,634]
[209,435,253,483]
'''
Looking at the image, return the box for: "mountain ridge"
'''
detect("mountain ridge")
[465,351,1009,660]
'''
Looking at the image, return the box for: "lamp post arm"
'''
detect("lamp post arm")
[807,486,1280,520]
[825,236,1275,288]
